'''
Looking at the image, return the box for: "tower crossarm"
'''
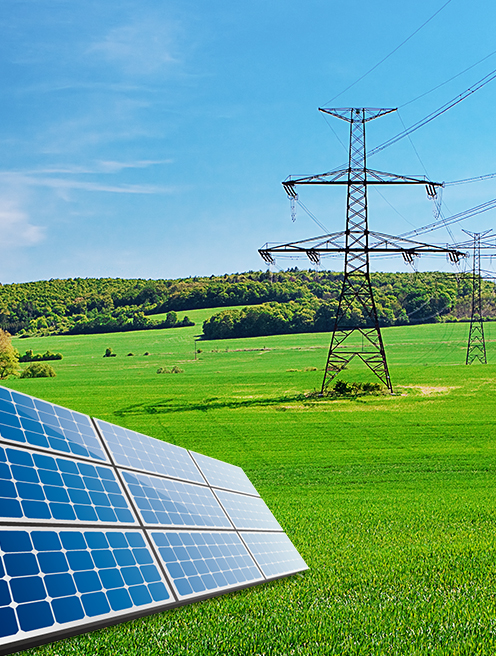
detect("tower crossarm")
[259,231,466,262]
[283,169,442,193]
[318,107,397,122]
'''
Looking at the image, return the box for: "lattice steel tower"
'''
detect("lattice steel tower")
[319,109,393,391]
[259,107,465,393]
[466,231,487,365]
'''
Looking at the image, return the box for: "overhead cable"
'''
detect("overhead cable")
[324,0,453,104]
[368,67,496,157]
[400,197,496,239]
[445,172,496,186]
[400,47,496,109]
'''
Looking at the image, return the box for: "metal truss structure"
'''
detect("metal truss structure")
[452,231,492,365]
[259,107,466,393]
[465,232,487,364]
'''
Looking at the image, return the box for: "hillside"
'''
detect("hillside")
[0,269,494,338]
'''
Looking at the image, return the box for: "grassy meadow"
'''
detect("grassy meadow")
[5,309,496,655]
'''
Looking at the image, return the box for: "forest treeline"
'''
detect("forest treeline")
[0,270,494,339]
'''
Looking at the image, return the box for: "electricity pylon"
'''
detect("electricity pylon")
[259,107,465,393]
[465,231,487,365]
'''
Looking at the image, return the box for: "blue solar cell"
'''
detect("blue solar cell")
[95,418,204,483]
[52,596,84,624]
[92,549,116,569]
[0,445,136,525]
[75,570,102,593]
[99,568,124,589]
[122,470,231,529]
[4,553,39,577]
[17,601,54,632]
[11,576,46,603]
[190,451,260,496]
[240,532,308,578]
[107,587,133,611]
[0,389,107,461]
[45,573,77,598]
[148,581,169,602]
[0,579,11,605]
[82,591,110,617]
[215,490,282,530]
[151,530,262,598]
[38,551,69,574]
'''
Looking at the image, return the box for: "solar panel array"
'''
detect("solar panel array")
[0,387,307,655]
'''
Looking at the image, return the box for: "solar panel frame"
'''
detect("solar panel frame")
[0,388,308,656]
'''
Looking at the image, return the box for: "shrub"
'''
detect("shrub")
[20,363,56,378]
[19,349,63,363]
[103,348,116,358]
[328,380,383,397]
[157,365,184,374]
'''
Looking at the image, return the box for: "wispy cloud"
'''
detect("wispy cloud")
[88,18,181,77]
[0,172,178,195]
[0,197,44,250]
[9,159,173,176]
[97,159,173,173]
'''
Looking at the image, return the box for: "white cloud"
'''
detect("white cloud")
[97,159,173,173]
[88,19,180,77]
[0,172,178,196]
[0,198,44,250]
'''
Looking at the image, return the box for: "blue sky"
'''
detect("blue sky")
[1,0,496,283]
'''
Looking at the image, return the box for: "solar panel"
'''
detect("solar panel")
[121,471,231,529]
[0,388,307,655]
[0,388,106,462]
[95,418,203,483]
[190,451,260,495]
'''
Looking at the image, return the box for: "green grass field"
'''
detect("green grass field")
[5,311,496,655]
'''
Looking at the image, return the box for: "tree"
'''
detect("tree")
[0,329,20,379]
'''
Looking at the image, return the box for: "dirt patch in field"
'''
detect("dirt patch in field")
[398,385,458,396]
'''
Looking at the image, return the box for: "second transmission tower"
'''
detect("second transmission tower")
[466,231,487,365]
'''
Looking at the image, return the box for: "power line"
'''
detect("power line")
[400,48,496,109]
[368,67,496,157]
[445,172,496,186]
[324,0,453,104]
[400,197,496,239]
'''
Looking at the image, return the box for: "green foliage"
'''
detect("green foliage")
[19,362,56,378]
[326,379,384,397]
[0,329,19,379]
[19,349,62,362]
[0,269,488,338]
[201,270,496,339]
